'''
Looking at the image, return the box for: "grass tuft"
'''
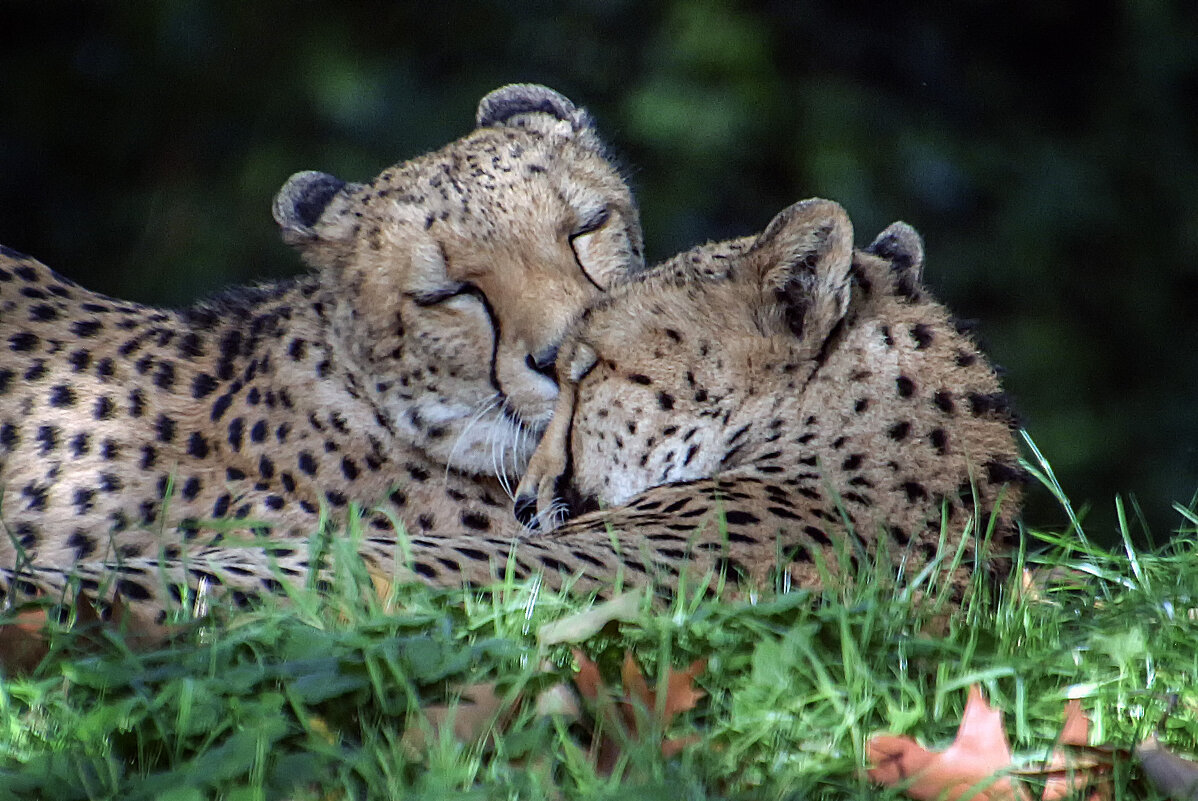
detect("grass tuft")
[2,444,1197,799]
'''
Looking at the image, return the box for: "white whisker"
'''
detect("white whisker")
[445,394,502,484]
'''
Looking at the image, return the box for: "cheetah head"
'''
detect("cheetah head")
[273,84,644,476]
[515,199,1022,535]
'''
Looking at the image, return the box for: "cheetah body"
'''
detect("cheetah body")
[0,85,643,614]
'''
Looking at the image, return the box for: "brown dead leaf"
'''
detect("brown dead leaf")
[572,649,706,774]
[1022,698,1113,801]
[869,685,1030,801]
[402,681,514,753]
[0,607,51,673]
[1136,734,1198,801]
[870,688,1116,801]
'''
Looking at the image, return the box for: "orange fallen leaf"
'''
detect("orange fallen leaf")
[0,607,52,673]
[572,649,706,773]
[870,688,1117,801]
[869,685,1030,801]
[1028,699,1112,801]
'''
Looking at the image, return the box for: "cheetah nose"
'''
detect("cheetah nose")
[525,345,559,382]
[514,494,540,530]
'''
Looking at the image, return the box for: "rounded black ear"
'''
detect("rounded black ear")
[866,222,925,297]
[475,83,592,132]
[751,199,854,340]
[273,171,349,241]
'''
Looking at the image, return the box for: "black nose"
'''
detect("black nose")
[525,345,559,382]
[514,494,540,530]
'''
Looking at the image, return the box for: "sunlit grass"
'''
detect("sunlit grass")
[1,446,1197,799]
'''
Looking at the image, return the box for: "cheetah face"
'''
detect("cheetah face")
[515,199,856,529]
[274,85,644,476]
[516,198,1021,536]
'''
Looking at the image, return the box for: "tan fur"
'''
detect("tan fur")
[506,199,1023,594]
[0,85,643,626]
[1,188,1019,629]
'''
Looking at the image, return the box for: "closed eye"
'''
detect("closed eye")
[570,207,624,290]
[411,283,484,306]
[572,207,610,237]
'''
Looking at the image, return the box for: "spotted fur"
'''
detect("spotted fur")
[505,198,1024,594]
[0,84,644,628]
[85,199,1019,612]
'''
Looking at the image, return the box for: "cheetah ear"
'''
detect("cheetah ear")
[751,198,854,340]
[866,222,925,296]
[475,83,595,136]
[273,170,362,248]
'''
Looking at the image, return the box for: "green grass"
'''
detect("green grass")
[2,461,1197,800]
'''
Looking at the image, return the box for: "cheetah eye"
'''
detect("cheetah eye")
[573,207,611,237]
[570,207,627,291]
[412,283,485,308]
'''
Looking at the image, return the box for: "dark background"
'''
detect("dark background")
[1,1,1194,542]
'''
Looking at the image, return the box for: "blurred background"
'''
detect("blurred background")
[1,1,1194,542]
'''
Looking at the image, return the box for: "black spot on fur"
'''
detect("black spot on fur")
[227,418,244,450]
[155,415,176,443]
[90,395,114,421]
[910,323,934,349]
[70,320,102,338]
[29,304,57,322]
[887,421,911,441]
[192,373,218,398]
[970,392,1012,418]
[36,424,58,454]
[67,349,91,371]
[628,373,652,385]
[461,511,491,531]
[49,384,76,408]
[210,394,232,421]
[67,530,96,559]
[187,432,210,459]
[985,460,1026,486]
[896,376,915,397]
[804,526,831,545]
[9,332,38,351]
[723,509,760,526]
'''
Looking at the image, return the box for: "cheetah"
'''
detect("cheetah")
[501,197,1024,593]
[0,84,643,623]
[411,197,1024,596]
[51,197,1023,620]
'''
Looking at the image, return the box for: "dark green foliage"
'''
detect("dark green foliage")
[0,1,1195,537]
